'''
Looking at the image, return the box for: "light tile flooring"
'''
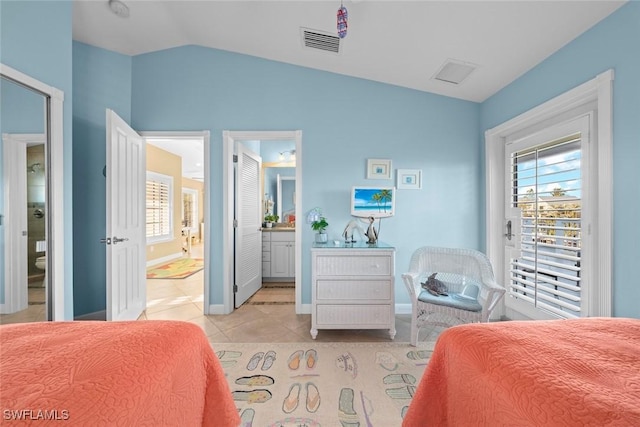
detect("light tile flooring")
[2,244,442,344]
[141,244,442,343]
[141,273,428,343]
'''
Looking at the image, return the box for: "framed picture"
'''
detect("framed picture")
[366,159,392,180]
[397,169,422,190]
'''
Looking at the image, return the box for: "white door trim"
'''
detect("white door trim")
[222,130,303,315]
[1,63,65,320]
[485,69,613,318]
[140,131,211,314]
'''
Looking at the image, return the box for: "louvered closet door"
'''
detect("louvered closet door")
[234,144,262,307]
[504,116,590,320]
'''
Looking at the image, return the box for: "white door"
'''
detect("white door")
[105,109,146,321]
[504,116,590,320]
[2,136,28,313]
[234,144,262,307]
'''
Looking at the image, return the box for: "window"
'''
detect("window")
[507,130,584,318]
[486,70,613,320]
[146,172,173,243]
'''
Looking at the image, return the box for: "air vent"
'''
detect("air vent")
[432,59,478,85]
[301,27,341,54]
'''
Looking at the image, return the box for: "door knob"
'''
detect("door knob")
[112,236,129,244]
[100,237,112,245]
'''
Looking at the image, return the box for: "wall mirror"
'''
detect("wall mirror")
[262,164,295,222]
[277,174,295,222]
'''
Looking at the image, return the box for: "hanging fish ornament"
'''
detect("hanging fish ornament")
[337,3,348,39]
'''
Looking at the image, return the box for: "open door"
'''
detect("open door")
[105,109,146,321]
[234,144,262,307]
[2,136,29,313]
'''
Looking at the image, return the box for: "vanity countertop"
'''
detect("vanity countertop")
[262,227,295,232]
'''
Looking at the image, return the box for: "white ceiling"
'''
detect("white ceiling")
[73,0,625,103]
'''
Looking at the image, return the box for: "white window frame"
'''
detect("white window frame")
[485,69,613,319]
[146,171,174,244]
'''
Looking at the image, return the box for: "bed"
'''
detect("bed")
[402,317,640,426]
[0,320,239,426]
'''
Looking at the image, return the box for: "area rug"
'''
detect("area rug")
[146,258,203,279]
[211,341,435,426]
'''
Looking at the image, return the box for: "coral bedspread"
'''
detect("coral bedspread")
[403,317,640,427]
[0,321,239,426]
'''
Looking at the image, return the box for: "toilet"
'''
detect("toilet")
[35,255,46,287]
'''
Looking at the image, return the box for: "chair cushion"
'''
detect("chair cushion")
[418,284,482,312]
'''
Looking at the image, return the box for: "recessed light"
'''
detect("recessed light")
[108,0,130,18]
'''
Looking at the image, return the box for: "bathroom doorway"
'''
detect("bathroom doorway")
[0,64,66,322]
[222,131,303,315]
[0,134,47,324]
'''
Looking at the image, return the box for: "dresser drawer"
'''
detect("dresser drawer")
[316,280,391,300]
[262,251,271,262]
[262,241,270,252]
[315,255,392,276]
[262,261,270,277]
[316,304,391,326]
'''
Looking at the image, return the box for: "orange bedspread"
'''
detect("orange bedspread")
[403,317,640,427]
[0,321,239,426]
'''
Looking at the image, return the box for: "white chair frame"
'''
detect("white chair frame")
[402,246,506,346]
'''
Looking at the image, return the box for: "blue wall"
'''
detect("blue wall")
[72,42,132,316]
[130,45,481,306]
[0,0,74,319]
[480,2,640,318]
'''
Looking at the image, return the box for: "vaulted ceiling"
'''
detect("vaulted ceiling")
[73,0,625,103]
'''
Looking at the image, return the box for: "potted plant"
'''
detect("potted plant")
[264,214,279,228]
[311,217,329,243]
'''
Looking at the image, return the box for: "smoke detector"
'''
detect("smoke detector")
[108,0,130,18]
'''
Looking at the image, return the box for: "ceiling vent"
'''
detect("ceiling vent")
[432,59,478,85]
[300,27,341,54]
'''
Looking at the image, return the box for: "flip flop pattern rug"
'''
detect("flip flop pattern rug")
[210,341,434,426]
[146,258,204,279]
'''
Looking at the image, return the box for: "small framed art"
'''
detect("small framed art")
[397,169,422,190]
[366,159,392,180]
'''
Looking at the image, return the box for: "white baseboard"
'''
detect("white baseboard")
[146,252,183,268]
[74,310,106,320]
[297,303,311,314]
[207,304,227,315]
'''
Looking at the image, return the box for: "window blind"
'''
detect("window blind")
[509,135,582,318]
[146,178,171,239]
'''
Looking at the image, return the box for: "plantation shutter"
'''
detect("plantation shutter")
[508,134,582,318]
[146,175,172,239]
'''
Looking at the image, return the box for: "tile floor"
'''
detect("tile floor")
[141,244,442,344]
[1,244,443,344]
[141,273,436,343]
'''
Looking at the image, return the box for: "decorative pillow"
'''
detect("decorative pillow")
[421,272,448,297]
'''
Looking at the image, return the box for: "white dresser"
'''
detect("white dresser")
[310,242,396,339]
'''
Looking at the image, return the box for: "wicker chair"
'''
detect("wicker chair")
[402,246,506,346]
